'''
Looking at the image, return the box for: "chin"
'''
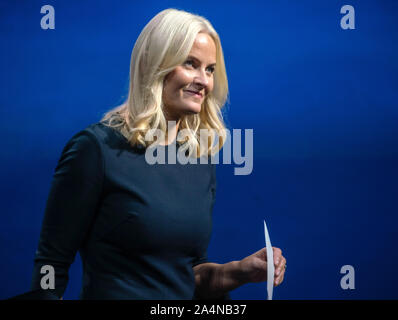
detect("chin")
[183,103,201,115]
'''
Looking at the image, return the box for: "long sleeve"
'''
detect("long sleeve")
[30,130,104,298]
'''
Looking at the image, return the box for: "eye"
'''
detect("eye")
[206,66,215,74]
[183,59,194,67]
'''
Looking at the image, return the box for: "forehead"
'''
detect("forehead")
[189,33,216,62]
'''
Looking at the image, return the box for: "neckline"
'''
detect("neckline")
[98,121,181,150]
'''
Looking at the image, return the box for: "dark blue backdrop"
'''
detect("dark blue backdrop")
[0,0,397,299]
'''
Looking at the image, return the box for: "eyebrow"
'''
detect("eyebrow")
[186,55,216,67]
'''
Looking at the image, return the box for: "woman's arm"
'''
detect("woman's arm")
[193,247,287,299]
[30,130,104,299]
[193,261,245,299]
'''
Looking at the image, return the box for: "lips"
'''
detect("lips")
[184,90,203,97]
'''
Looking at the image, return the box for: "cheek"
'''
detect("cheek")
[163,80,178,104]
[175,70,194,88]
[164,71,192,97]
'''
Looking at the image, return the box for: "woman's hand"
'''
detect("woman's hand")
[193,247,286,298]
[238,247,286,287]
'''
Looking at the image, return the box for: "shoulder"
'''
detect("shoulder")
[54,123,109,177]
[82,121,124,143]
[66,121,128,151]
[59,121,126,161]
[64,121,148,162]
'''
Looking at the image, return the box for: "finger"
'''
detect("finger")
[276,261,286,279]
[275,257,286,277]
[274,271,285,287]
[274,264,286,286]
[273,249,282,265]
[274,256,285,275]
[273,247,282,257]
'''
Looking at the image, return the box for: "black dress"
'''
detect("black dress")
[30,121,219,299]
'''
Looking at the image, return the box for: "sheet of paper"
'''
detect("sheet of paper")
[264,219,274,300]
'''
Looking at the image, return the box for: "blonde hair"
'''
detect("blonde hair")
[100,8,229,157]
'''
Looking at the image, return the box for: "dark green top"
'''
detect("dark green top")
[30,121,218,299]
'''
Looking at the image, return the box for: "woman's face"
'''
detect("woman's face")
[162,32,217,121]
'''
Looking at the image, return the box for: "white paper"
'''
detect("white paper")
[264,219,274,300]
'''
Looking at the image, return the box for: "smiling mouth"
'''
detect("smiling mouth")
[184,90,203,97]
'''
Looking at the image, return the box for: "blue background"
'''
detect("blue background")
[0,0,397,299]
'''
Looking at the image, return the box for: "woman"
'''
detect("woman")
[30,8,286,300]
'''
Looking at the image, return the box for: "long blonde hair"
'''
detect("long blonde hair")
[101,8,229,157]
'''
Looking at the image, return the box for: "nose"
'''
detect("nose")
[193,68,209,90]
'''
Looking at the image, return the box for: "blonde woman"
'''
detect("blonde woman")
[30,8,286,300]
